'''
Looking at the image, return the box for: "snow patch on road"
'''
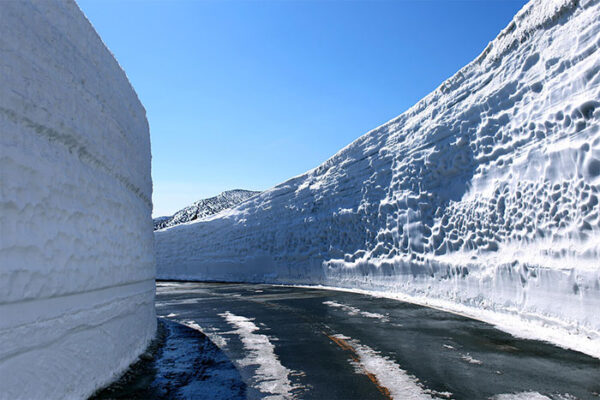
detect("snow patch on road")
[491,393,576,400]
[332,334,440,399]
[323,301,389,322]
[460,354,483,365]
[221,311,297,399]
[181,320,229,349]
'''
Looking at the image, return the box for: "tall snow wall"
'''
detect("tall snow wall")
[0,1,156,399]
[156,0,600,357]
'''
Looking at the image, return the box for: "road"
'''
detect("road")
[156,282,600,400]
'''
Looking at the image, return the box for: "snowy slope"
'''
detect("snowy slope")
[154,189,259,230]
[0,1,156,399]
[156,0,600,357]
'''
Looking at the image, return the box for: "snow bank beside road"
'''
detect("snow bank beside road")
[0,1,155,398]
[156,0,600,357]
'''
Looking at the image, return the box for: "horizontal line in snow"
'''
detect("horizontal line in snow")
[0,278,155,330]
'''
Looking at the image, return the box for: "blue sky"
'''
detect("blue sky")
[77,0,528,217]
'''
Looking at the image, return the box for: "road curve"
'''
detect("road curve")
[156,282,600,400]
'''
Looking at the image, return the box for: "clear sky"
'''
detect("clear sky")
[77,0,528,217]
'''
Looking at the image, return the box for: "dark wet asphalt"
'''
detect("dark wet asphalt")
[91,319,245,400]
[155,282,600,400]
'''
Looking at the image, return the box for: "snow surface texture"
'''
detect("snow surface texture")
[0,1,156,399]
[153,189,260,230]
[156,0,600,357]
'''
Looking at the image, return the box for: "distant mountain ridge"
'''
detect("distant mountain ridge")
[154,189,260,230]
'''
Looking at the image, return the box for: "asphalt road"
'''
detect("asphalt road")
[155,282,600,400]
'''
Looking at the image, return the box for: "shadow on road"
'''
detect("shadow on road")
[90,318,246,400]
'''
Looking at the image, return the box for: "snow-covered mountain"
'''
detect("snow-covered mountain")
[156,0,600,358]
[154,189,260,230]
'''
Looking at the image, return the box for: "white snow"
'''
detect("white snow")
[492,393,576,400]
[323,301,389,322]
[221,311,297,399]
[0,1,155,399]
[460,354,483,365]
[331,334,438,399]
[155,0,600,358]
[492,394,552,400]
[153,189,260,230]
[180,320,229,349]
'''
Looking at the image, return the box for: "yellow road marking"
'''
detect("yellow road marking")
[324,332,392,399]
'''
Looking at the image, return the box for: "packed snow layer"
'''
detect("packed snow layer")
[156,0,600,357]
[0,1,156,399]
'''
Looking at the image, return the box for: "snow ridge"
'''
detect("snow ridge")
[156,0,600,357]
[154,189,260,230]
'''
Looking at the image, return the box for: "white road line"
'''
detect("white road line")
[221,311,298,399]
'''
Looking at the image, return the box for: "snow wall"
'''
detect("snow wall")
[0,1,156,399]
[156,0,600,357]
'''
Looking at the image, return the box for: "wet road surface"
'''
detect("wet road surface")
[91,319,245,400]
[156,282,600,400]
